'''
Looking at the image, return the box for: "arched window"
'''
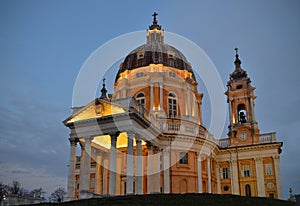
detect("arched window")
[168,93,177,117]
[245,184,251,197]
[238,104,247,123]
[136,93,145,107]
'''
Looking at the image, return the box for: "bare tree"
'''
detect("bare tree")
[49,187,66,203]
[30,187,46,198]
[9,180,21,195]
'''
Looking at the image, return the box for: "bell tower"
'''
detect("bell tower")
[225,48,260,145]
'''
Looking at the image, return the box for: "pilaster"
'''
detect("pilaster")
[197,153,202,193]
[163,148,170,193]
[255,157,265,197]
[273,155,282,199]
[216,161,221,194]
[207,156,212,193]
[230,159,240,195]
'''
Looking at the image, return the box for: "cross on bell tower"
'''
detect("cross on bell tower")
[225,48,260,145]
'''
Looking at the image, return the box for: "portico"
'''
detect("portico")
[64,97,162,199]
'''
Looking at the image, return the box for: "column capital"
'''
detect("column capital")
[85,136,94,143]
[136,139,142,144]
[254,157,262,163]
[146,141,153,149]
[109,131,120,138]
[231,159,238,164]
[163,147,170,153]
[126,131,135,139]
[273,155,280,160]
[153,146,161,153]
[69,138,78,146]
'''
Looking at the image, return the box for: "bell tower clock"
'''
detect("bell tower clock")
[225,48,260,145]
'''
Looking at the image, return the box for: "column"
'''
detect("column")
[150,82,153,111]
[274,156,283,199]
[216,162,221,194]
[230,160,240,195]
[81,137,92,191]
[187,86,191,116]
[159,83,163,111]
[153,147,161,193]
[109,133,118,195]
[147,143,154,194]
[192,93,196,116]
[207,156,212,193]
[126,132,134,195]
[255,157,266,197]
[116,152,122,195]
[136,139,143,194]
[67,138,77,200]
[197,153,202,193]
[163,148,170,193]
[228,98,233,124]
[79,144,85,194]
[95,153,103,194]
[102,153,108,195]
[250,97,256,122]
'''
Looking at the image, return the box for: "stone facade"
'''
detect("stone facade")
[63,15,283,200]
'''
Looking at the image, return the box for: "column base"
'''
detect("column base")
[65,196,75,202]
[79,190,94,199]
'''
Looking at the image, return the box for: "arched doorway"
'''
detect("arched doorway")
[245,184,251,197]
[180,179,188,193]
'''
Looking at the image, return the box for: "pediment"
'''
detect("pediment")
[63,98,126,125]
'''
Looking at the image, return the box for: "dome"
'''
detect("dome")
[115,43,195,83]
[114,16,195,83]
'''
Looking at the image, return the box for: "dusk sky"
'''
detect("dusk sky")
[0,0,299,199]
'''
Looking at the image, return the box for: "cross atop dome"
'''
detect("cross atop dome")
[152,12,158,23]
[149,12,162,30]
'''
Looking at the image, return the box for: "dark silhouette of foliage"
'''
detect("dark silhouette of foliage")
[49,187,66,203]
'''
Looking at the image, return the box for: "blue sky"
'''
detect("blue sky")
[0,0,299,199]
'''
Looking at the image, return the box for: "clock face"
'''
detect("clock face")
[239,132,248,141]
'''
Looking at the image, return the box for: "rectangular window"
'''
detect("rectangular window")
[242,165,251,177]
[90,178,96,189]
[265,164,273,176]
[179,152,188,164]
[137,52,144,59]
[137,98,145,107]
[169,72,176,77]
[168,98,177,117]
[222,168,230,179]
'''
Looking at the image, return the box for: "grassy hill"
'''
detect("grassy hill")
[35,193,295,206]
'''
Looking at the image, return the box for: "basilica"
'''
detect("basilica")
[63,14,283,200]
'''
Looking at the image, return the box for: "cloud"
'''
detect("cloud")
[0,89,69,192]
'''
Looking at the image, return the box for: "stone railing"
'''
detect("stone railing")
[157,117,207,138]
[218,138,230,148]
[259,132,276,143]
[113,97,156,126]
